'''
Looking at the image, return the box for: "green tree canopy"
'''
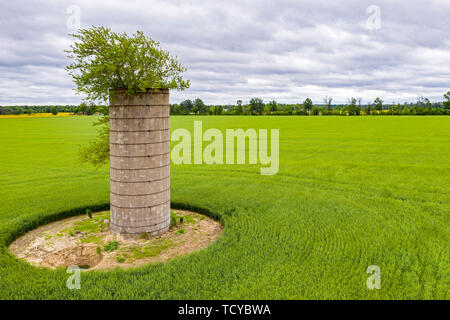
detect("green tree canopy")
[194,98,208,115]
[66,26,190,103]
[346,97,360,115]
[303,98,313,113]
[268,100,278,112]
[443,92,450,109]
[180,99,194,113]
[78,115,110,167]
[374,97,383,111]
[249,98,264,115]
[236,100,244,115]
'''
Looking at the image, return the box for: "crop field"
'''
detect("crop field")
[0,116,448,299]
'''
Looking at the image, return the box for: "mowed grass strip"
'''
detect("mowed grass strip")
[0,116,448,299]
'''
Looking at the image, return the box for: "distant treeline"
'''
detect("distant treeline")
[3,92,450,116]
[0,105,76,115]
[0,103,106,116]
[171,93,450,116]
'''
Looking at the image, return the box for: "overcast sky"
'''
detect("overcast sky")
[1,0,449,105]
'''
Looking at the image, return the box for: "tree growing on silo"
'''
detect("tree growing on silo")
[66,26,190,236]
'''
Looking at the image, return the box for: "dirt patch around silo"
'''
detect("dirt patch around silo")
[9,209,222,271]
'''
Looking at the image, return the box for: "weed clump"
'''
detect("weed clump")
[170,211,195,229]
[176,228,186,235]
[140,233,149,240]
[104,241,118,253]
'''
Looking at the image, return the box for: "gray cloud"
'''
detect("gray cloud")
[0,0,449,105]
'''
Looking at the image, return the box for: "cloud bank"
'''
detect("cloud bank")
[1,0,449,105]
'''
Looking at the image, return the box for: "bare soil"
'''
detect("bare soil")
[9,209,222,271]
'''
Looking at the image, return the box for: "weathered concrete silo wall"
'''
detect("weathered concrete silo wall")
[109,89,170,237]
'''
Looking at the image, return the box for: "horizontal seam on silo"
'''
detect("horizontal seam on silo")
[110,176,169,183]
[110,200,170,210]
[110,164,170,170]
[110,140,171,146]
[109,152,171,158]
[110,187,170,197]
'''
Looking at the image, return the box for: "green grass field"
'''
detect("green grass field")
[0,116,448,299]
